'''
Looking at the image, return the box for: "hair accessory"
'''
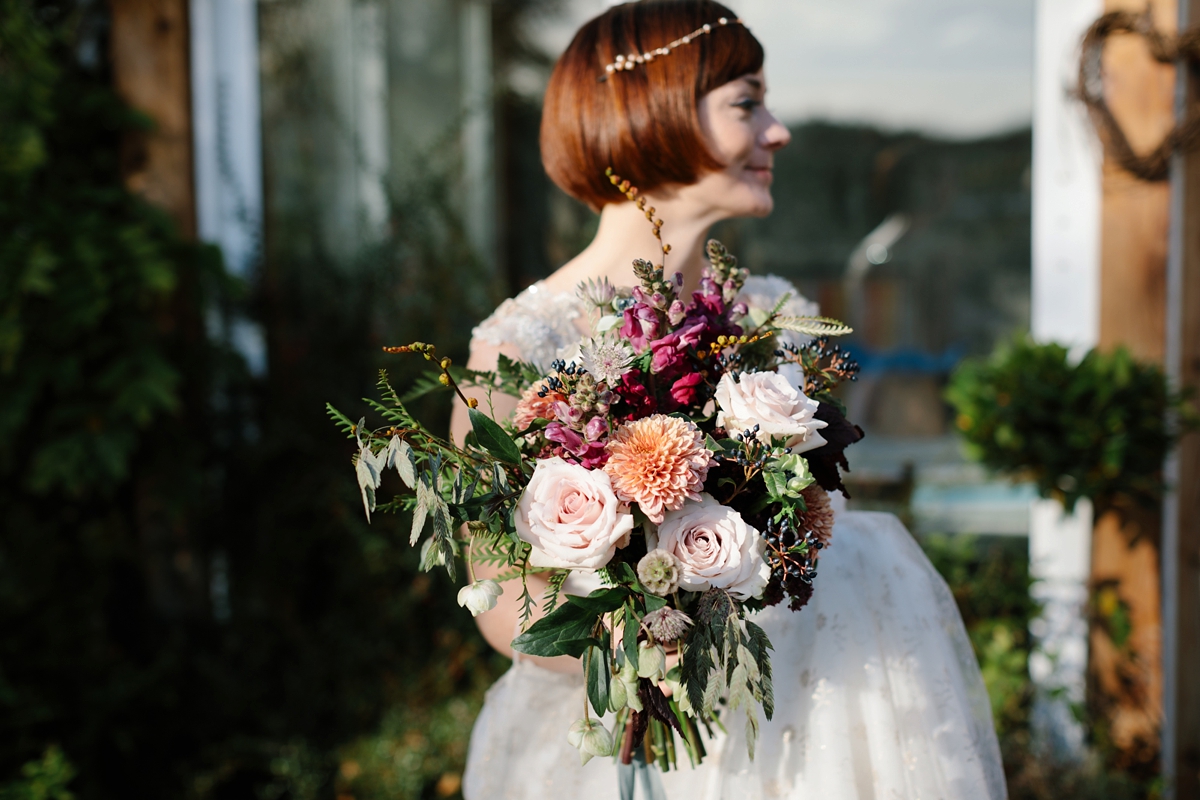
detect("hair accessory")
[599,17,747,81]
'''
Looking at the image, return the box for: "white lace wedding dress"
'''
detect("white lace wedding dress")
[462,277,1007,800]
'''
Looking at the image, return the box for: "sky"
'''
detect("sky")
[530,0,1035,138]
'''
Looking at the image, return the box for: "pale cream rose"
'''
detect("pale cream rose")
[516,457,634,569]
[714,371,828,453]
[650,494,770,599]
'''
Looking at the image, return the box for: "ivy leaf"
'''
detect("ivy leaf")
[511,601,599,658]
[469,408,522,464]
[585,636,611,716]
[623,603,639,670]
[564,587,630,615]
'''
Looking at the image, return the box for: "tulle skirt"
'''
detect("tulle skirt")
[463,511,1007,800]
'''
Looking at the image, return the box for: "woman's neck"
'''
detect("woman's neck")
[542,192,726,297]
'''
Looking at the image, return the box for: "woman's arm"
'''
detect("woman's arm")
[451,339,582,675]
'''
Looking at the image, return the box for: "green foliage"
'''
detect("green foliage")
[0,747,75,800]
[946,337,1197,512]
[0,1,502,797]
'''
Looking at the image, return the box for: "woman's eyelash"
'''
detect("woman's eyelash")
[733,99,761,111]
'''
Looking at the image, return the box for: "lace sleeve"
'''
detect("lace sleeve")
[471,283,584,370]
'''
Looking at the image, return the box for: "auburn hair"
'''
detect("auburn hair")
[540,0,764,210]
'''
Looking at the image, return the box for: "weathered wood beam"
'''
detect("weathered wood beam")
[1091,0,1177,775]
[109,0,196,238]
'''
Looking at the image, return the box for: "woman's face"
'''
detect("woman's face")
[691,69,791,218]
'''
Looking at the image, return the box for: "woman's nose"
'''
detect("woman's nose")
[761,111,791,151]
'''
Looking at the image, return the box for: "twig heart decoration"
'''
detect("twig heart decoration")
[1078,9,1200,182]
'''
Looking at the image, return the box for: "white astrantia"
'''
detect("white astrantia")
[567,718,614,765]
[578,335,636,386]
[457,580,503,617]
[714,370,829,453]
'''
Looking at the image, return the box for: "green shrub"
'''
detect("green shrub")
[946,338,1196,513]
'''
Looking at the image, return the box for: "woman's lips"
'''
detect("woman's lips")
[745,166,773,183]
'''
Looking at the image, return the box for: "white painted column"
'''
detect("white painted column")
[1030,0,1102,759]
[460,0,496,272]
[190,0,267,375]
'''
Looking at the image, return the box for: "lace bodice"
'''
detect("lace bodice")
[471,274,820,368]
[470,282,586,370]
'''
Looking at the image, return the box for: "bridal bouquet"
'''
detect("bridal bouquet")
[328,173,862,770]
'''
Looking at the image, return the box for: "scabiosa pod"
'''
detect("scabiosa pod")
[637,549,681,596]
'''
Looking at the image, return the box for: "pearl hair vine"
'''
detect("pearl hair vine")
[598,16,747,81]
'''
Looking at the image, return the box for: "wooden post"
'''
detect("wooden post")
[1092,0,1177,775]
[109,0,196,237]
[108,0,204,617]
[1166,0,1200,792]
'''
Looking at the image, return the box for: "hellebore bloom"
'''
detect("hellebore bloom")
[637,641,667,681]
[567,718,614,765]
[457,580,503,616]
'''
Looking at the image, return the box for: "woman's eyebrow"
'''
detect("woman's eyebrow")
[742,76,763,92]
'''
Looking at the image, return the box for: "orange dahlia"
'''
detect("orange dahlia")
[604,415,715,524]
[514,382,564,430]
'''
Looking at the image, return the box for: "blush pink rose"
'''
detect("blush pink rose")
[650,494,770,599]
[516,457,634,569]
[714,371,828,453]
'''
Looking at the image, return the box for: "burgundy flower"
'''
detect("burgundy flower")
[668,372,705,408]
[578,442,610,469]
[613,370,658,419]
[649,322,706,375]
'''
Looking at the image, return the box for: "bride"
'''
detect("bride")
[450,1,1007,797]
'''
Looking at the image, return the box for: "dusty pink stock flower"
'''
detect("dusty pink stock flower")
[604,415,714,524]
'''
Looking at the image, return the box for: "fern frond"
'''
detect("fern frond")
[326,403,357,438]
[772,316,853,337]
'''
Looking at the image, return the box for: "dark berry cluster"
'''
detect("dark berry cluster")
[730,426,770,469]
[777,338,861,400]
[537,360,587,397]
[761,515,824,611]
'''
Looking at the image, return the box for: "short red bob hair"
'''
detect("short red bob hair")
[541,0,764,210]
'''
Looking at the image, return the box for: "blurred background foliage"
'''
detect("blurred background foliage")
[0,0,1165,798]
[947,338,1197,514]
